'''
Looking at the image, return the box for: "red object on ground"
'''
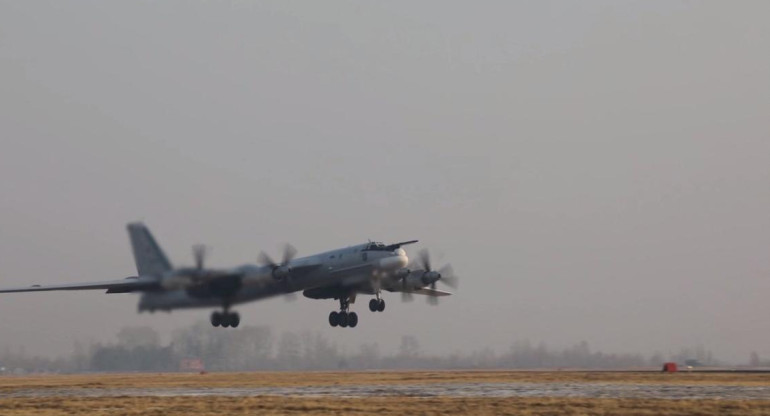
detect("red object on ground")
[180,358,205,372]
[662,362,678,372]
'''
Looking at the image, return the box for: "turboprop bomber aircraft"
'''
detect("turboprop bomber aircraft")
[0,223,458,329]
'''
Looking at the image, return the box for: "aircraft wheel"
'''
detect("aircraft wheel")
[230,312,240,328]
[348,312,358,328]
[329,311,339,327]
[211,311,222,327]
[377,299,385,312]
[338,311,349,328]
[369,299,378,312]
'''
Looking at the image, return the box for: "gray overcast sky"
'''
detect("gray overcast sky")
[1,1,768,362]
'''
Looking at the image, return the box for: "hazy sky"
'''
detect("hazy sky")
[1,1,768,363]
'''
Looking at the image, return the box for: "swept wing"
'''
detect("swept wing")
[410,287,452,297]
[0,276,160,294]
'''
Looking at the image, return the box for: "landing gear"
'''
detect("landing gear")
[329,297,358,328]
[211,310,240,328]
[211,311,222,327]
[369,298,385,312]
[228,312,240,328]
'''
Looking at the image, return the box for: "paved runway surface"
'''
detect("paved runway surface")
[4,382,770,400]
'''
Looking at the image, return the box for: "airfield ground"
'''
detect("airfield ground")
[1,370,769,415]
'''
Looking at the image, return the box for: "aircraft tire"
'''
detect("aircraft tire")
[369,299,378,312]
[348,312,358,328]
[211,312,222,327]
[338,311,349,328]
[377,299,385,312]
[329,311,339,327]
[230,312,240,328]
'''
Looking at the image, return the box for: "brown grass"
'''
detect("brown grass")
[1,370,769,392]
[1,396,770,416]
[1,371,769,416]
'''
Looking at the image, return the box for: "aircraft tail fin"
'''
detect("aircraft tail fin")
[127,222,172,279]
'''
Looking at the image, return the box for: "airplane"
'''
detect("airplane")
[0,223,458,329]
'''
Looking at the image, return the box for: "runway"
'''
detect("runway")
[3,371,770,415]
[4,381,770,400]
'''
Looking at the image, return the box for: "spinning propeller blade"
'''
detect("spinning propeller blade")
[192,244,207,271]
[282,244,297,264]
[438,264,459,289]
[416,249,459,305]
[259,244,297,268]
[258,251,276,268]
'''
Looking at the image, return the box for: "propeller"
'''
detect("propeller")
[437,264,459,289]
[415,249,460,305]
[258,244,297,268]
[418,249,432,274]
[401,282,413,302]
[259,244,298,280]
[192,244,207,271]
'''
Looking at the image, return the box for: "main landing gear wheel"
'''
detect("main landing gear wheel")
[329,297,358,328]
[228,312,240,328]
[369,298,385,312]
[211,311,223,327]
[338,312,349,328]
[211,311,240,328]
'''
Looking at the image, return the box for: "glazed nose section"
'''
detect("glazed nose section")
[379,249,409,270]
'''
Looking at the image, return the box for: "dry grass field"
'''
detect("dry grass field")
[2,396,770,416]
[2,370,769,391]
[1,371,769,415]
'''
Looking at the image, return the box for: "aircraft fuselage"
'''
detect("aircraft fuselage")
[137,243,408,311]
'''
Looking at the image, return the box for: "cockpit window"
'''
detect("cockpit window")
[363,242,389,251]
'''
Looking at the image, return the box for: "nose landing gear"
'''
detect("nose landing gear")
[329,297,358,328]
[369,297,385,312]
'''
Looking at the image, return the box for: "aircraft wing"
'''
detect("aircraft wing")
[411,287,452,297]
[0,276,160,294]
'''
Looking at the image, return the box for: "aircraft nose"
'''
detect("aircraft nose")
[395,248,408,268]
[399,253,409,268]
[379,252,409,270]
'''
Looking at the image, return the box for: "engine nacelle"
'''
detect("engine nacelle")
[420,271,441,285]
[160,269,203,290]
[402,272,436,290]
[393,268,411,279]
[161,276,189,290]
[272,266,291,280]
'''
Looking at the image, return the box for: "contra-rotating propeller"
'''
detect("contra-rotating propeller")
[258,244,297,277]
[408,249,459,305]
[259,244,299,299]
[192,244,207,271]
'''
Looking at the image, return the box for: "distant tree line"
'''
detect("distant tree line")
[0,323,748,374]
